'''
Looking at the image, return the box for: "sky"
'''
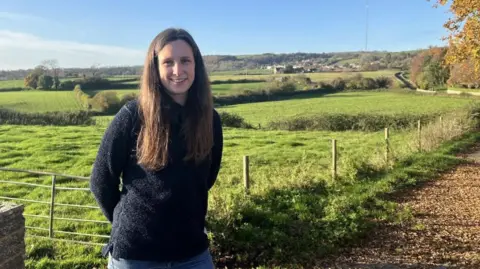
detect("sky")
[0,0,452,70]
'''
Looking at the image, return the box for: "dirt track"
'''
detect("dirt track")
[316,151,480,269]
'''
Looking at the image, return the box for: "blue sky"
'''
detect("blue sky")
[1,0,452,70]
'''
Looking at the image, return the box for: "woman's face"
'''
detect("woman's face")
[157,39,195,103]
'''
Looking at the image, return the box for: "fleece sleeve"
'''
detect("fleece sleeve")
[207,109,223,190]
[90,105,133,223]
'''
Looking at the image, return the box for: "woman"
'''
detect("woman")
[90,28,223,269]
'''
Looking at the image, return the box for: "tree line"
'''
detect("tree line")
[409,0,480,90]
[2,50,420,80]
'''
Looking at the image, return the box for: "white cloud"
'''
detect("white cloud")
[0,30,145,70]
[0,12,48,23]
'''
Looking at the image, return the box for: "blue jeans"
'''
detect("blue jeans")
[108,249,215,269]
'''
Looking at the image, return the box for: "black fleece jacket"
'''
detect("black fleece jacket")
[89,98,223,262]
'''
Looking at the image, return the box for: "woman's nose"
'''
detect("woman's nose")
[172,62,182,75]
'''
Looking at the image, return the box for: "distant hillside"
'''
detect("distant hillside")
[204,50,421,72]
[0,50,422,80]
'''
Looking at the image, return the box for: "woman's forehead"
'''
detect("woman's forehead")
[158,40,194,58]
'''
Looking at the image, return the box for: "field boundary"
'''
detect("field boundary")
[0,167,108,247]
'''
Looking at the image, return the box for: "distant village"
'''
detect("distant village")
[262,60,363,74]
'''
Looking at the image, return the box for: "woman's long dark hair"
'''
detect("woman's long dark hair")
[137,28,213,170]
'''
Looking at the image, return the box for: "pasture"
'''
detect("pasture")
[217,91,479,125]
[0,120,416,268]
[0,79,24,90]
[0,91,83,112]
[209,69,398,82]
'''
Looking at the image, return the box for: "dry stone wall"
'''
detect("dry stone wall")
[0,202,25,269]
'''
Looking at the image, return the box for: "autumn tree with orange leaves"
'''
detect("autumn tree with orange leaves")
[434,0,480,71]
[410,47,450,89]
[448,59,480,88]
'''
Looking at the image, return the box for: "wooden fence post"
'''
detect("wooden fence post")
[49,175,56,238]
[243,156,250,192]
[385,127,390,164]
[417,120,422,152]
[332,139,337,180]
[440,116,444,140]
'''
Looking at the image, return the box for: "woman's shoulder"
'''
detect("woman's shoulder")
[122,99,139,115]
[212,108,221,123]
[109,99,139,128]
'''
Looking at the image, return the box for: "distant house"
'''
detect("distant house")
[293,66,305,73]
[274,67,284,74]
[273,65,286,74]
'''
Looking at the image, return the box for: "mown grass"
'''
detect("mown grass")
[0,91,84,112]
[217,91,479,125]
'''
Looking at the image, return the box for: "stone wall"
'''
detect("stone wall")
[0,202,25,269]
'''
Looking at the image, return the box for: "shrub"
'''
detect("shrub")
[218,111,253,129]
[37,75,54,90]
[59,80,75,90]
[376,76,393,88]
[73,85,91,109]
[265,113,438,132]
[360,77,378,90]
[90,92,121,113]
[331,78,346,91]
[24,73,39,89]
[0,108,94,126]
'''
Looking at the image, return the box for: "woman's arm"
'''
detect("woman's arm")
[90,104,134,223]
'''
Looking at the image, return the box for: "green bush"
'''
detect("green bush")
[265,113,437,132]
[0,108,94,126]
[376,76,394,88]
[218,111,253,129]
[37,75,54,90]
[59,80,75,90]
[61,77,112,90]
[90,91,121,113]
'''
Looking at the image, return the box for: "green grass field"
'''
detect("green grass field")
[1,69,478,267]
[0,121,416,268]
[1,87,478,267]
[0,79,24,89]
[209,69,398,82]
[0,91,84,112]
[217,91,479,125]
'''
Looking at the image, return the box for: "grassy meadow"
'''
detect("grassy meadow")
[0,79,24,89]
[217,91,479,125]
[208,69,398,82]
[0,121,416,268]
[1,70,480,268]
[0,91,84,112]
